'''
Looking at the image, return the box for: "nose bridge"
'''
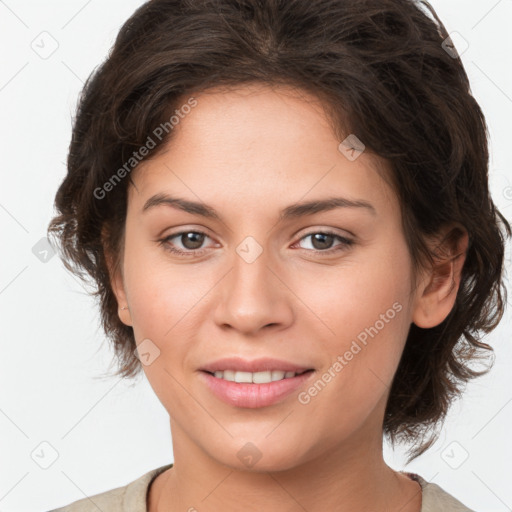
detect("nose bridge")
[232,235,272,292]
[213,235,293,333]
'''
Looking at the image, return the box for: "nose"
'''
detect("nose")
[213,242,295,335]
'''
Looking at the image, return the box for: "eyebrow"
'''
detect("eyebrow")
[141,193,377,220]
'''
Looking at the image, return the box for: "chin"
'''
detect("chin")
[207,439,311,473]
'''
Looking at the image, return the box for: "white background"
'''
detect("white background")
[0,1,511,510]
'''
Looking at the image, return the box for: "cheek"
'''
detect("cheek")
[122,239,221,346]
[302,233,413,382]
[122,239,177,337]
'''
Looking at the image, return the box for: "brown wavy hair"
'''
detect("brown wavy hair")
[47,0,511,462]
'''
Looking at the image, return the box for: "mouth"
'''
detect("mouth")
[198,357,316,407]
[202,368,314,384]
[199,368,316,408]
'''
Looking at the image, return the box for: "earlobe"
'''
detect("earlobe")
[118,304,133,326]
[412,226,469,329]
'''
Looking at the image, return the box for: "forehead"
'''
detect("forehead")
[129,83,397,214]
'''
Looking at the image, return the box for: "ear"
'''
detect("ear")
[412,224,469,329]
[102,225,133,327]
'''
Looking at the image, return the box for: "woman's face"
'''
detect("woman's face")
[113,83,426,471]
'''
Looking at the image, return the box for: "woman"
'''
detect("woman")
[47,0,510,510]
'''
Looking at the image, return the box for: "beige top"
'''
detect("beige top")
[49,463,476,511]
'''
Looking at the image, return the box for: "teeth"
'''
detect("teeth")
[212,369,302,383]
[272,370,286,382]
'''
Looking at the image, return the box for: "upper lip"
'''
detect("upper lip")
[199,357,314,374]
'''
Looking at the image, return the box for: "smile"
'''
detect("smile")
[199,369,315,408]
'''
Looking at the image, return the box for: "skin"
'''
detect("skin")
[108,83,468,512]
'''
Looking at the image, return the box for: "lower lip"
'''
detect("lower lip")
[198,370,315,408]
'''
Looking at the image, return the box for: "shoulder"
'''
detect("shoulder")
[405,472,477,512]
[48,463,173,512]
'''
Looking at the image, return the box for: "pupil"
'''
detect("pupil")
[182,232,204,249]
[312,233,333,250]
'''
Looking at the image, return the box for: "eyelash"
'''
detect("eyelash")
[158,230,354,257]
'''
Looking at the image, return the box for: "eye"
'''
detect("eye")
[158,229,354,257]
[294,230,354,254]
[159,230,214,256]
